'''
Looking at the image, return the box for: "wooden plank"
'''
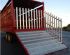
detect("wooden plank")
[22,8,24,29]
[39,10,40,28]
[25,8,28,29]
[61,19,62,43]
[41,10,42,28]
[34,9,35,29]
[19,7,22,29]
[16,7,18,29]
[36,9,38,29]
[31,9,33,29]
[28,8,30,29]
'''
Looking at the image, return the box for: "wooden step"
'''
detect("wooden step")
[16,31,67,55]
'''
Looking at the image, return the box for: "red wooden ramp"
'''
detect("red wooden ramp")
[16,31,66,55]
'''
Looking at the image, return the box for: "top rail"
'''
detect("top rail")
[18,5,43,16]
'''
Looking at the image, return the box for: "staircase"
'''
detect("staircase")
[15,4,67,55]
[16,31,66,55]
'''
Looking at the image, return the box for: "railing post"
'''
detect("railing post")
[47,13,49,32]
[25,8,28,29]
[28,8,30,29]
[61,19,62,43]
[38,10,40,28]
[36,9,38,29]
[22,8,24,29]
[50,13,51,34]
[16,7,18,29]
[54,15,56,33]
[47,13,50,31]
[31,9,33,29]
[41,10,42,28]
[44,11,46,29]
[58,17,60,42]
[34,9,35,29]
[19,7,22,29]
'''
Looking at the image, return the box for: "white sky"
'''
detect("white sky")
[44,0,70,27]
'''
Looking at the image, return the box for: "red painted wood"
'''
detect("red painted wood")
[15,32,29,55]
[1,0,45,32]
[11,0,16,31]
[1,3,14,32]
[15,28,46,32]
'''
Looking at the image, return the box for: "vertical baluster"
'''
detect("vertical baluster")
[53,15,55,33]
[31,9,33,29]
[38,10,40,28]
[58,17,60,42]
[47,13,49,31]
[51,14,52,35]
[54,16,55,32]
[41,10,42,28]
[34,9,35,29]
[36,9,38,29]
[44,12,47,29]
[55,16,58,40]
[25,8,27,29]
[61,19,62,43]
[28,8,30,29]
[57,17,58,41]
[50,13,51,32]
[51,14,53,35]
[22,8,24,29]
[51,14,52,31]
[16,7,18,29]
[52,15,53,29]
[56,16,57,33]
[48,13,50,32]
[19,7,22,29]
[59,19,61,42]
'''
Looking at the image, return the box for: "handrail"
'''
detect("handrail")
[18,5,43,16]
[44,12,62,43]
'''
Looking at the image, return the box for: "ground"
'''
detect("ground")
[1,31,70,55]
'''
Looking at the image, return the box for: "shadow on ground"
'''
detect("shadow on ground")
[1,32,27,55]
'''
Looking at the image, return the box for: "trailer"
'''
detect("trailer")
[1,0,67,55]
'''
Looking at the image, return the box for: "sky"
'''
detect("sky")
[0,0,70,27]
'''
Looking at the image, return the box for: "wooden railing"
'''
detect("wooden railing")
[15,5,43,29]
[44,12,62,43]
[15,4,62,43]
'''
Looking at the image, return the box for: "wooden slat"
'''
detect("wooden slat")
[16,7,18,29]
[22,8,24,29]
[41,10,42,28]
[31,9,33,29]
[34,9,35,29]
[38,10,40,28]
[36,9,38,29]
[28,8,30,29]
[25,8,28,29]
[54,15,55,30]
[19,7,22,29]
[60,19,62,43]
[56,16,57,32]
